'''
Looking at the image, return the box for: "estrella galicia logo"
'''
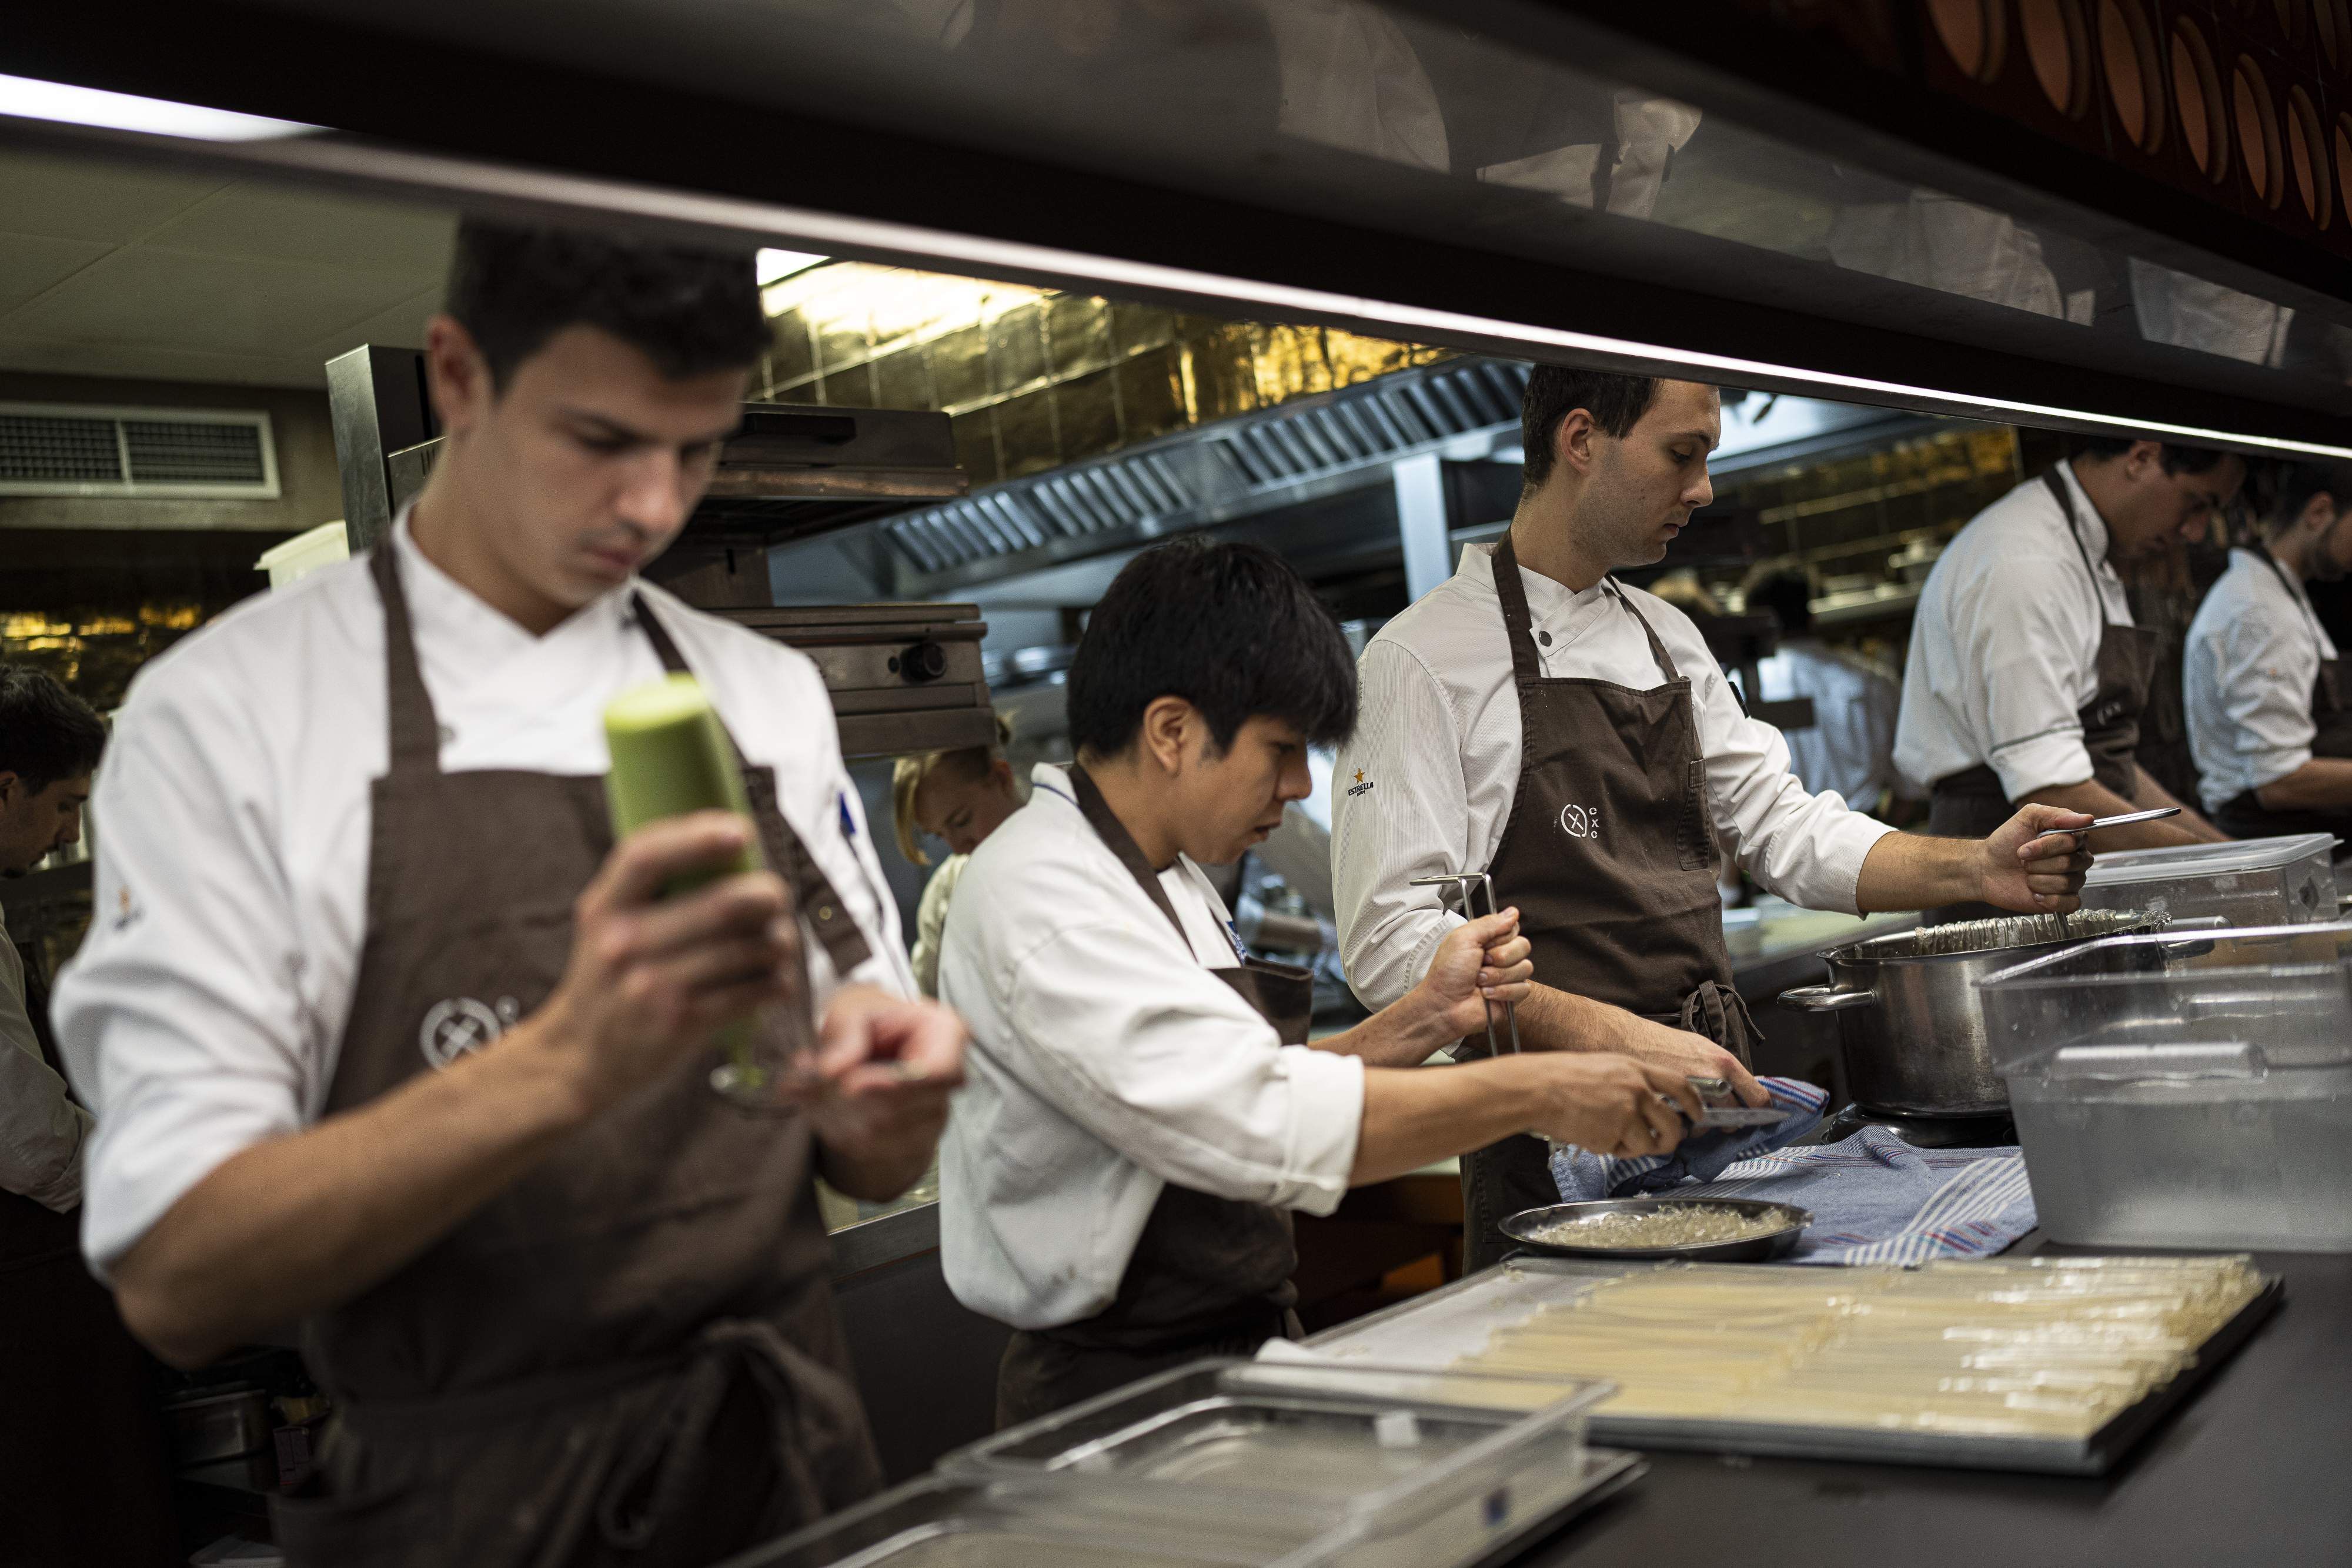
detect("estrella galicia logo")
[1558,803,1602,841]
[1346,768,1376,798]
[419,995,523,1070]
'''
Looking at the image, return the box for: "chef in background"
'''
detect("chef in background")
[1897,437,2243,877]
[55,220,962,1568]
[894,713,1022,996]
[0,666,178,1567]
[940,537,1705,1425]
[1748,569,1923,821]
[2184,460,2352,839]
[1337,365,2096,1268]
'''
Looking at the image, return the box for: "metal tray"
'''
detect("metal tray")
[1501,1198,1810,1262]
[1301,1259,2284,1476]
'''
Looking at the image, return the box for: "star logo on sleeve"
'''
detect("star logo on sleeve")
[1346,769,1376,798]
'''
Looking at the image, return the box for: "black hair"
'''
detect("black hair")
[1520,365,1662,493]
[2073,436,2233,477]
[1067,536,1358,757]
[2256,459,2352,537]
[0,665,105,794]
[1749,570,1816,638]
[445,219,770,387]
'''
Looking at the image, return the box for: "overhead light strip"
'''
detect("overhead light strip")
[2,103,2341,459]
[0,75,316,142]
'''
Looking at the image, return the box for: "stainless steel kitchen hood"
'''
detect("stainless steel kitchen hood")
[8,0,2348,459]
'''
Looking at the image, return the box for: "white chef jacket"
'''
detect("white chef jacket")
[1,902,91,1213]
[1753,638,1922,809]
[1335,545,1894,1011]
[2184,549,2340,812]
[54,513,909,1275]
[936,764,1362,1331]
[1895,462,2132,801]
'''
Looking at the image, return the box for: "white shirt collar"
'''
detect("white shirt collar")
[388,503,642,648]
[1454,540,1613,645]
[2052,460,2114,569]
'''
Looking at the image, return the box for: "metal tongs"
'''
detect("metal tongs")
[1411,871,1523,1058]
[1684,1075,1789,1131]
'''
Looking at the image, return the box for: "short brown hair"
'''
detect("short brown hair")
[1520,365,1662,493]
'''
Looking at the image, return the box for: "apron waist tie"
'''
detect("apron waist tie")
[1646,979,1763,1068]
[597,1319,806,1550]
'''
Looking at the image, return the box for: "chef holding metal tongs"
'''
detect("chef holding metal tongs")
[1337,366,2103,1269]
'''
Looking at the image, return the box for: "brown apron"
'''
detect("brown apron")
[0,961,178,1568]
[1927,469,2163,922]
[2216,549,2352,840]
[1457,536,1758,1272]
[270,545,883,1568]
[993,765,1313,1428]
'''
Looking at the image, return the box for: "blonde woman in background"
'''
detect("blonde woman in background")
[894,714,1023,995]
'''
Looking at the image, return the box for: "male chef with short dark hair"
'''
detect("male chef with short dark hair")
[1337,366,2096,1268]
[56,220,964,1567]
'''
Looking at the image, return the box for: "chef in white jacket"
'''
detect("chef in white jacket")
[54,221,961,1568]
[1337,366,2096,1267]
[2184,460,2352,839]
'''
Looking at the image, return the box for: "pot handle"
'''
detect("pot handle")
[1778,984,1876,1012]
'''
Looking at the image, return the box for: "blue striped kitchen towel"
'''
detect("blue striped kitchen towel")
[1548,1075,1831,1202]
[1667,1127,2037,1265]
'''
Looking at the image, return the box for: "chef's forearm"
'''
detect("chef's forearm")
[1511,982,1654,1054]
[1314,989,1453,1066]
[2257,757,2352,811]
[2116,770,2229,841]
[1349,1057,1546,1185]
[2019,777,2214,848]
[111,1019,592,1368]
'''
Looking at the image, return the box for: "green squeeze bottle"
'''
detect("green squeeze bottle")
[603,673,773,1101]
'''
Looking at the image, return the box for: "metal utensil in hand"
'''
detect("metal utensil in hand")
[1410,871,1522,1058]
[2069,805,2181,840]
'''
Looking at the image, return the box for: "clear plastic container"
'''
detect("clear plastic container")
[2073,833,2339,927]
[1978,925,2352,1252]
[731,1476,1298,1568]
[938,1360,1613,1568]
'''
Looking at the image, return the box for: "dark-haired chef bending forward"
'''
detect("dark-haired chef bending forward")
[1339,367,2097,1270]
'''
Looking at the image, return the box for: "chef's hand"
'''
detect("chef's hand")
[534,813,799,1112]
[1979,804,2095,913]
[803,984,967,1202]
[1524,1055,1703,1156]
[1415,911,1535,1043]
[1612,1015,1769,1108]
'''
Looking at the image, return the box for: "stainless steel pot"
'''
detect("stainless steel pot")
[1781,909,2166,1116]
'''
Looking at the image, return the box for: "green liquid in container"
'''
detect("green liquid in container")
[603,673,766,1086]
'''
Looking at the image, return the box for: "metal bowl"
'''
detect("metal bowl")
[1500,1198,1812,1262]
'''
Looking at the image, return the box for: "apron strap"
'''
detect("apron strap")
[2255,547,2335,696]
[1601,579,1685,687]
[2044,466,2117,628]
[628,589,876,977]
[368,541,449,777]
[1488,533,1549,684]
[1066,764,1194,946]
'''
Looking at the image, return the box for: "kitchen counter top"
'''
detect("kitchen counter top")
[1510,1241,2350,1568]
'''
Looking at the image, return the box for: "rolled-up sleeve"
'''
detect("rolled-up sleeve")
[991,917,1364,1215]
[1697,661,1893,913]
[1333,641,1469,1009]
[53,680,312,1276]
[2210,614,2318,793]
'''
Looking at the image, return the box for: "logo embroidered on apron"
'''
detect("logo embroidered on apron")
[1557,803,1602,840]
[417,995,524,1070]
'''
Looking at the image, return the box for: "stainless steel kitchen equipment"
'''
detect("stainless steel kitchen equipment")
[1302,1256,2283,1476]
[717,602,994,760]
[2070,806,2181,837]
[1976,922,2352,1253]
[1409,871,1521,1058]
[1499,1198,1811,1263]
[161,1388,274,1466]
[1779,908,2167,1116]
[2073,834,2342,929]
[937,1359,1628,1568]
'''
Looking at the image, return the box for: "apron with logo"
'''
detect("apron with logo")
[1457,536,1757,1272]
[1927,470,2162,922]
[2215,549,2352,839]
[993,765,1313,1428]
[271,544,882,1568]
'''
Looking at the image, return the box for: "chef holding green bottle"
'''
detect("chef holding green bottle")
[54,220,964,1568]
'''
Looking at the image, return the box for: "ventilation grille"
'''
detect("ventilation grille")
[0,403,278,497]
[884,358,1529,578]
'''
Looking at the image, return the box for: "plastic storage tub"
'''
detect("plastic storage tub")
[2073,834,2338,927]
[938,1360,1616,1568]
[1976,924,2352,1252]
